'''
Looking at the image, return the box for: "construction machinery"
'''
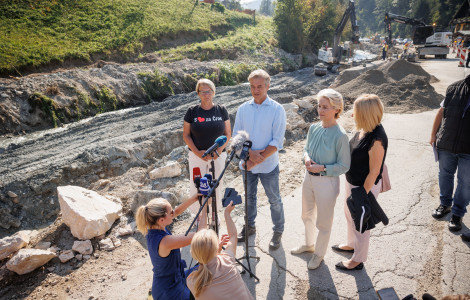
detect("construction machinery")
[384,12,452,59]
[316,0,359,74]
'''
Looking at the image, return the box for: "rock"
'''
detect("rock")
[285,110,308,131]
[0,230,31,260]
[57,186,122,240]
[48,246,61,253]
[112,238,121,248]
[83,255,91,261]
[59,250,75,263]
[35,242,51,250]
[6,249,56,275]
[75,254,83,261]
[1,93,8,98]
[293,99,314,110]
[282,103,299,113]
[116,225,133,237]
[7,191,17,198]
[72,240,93,255]
[99,238,115,251]
[149,161,182,179]
[47,267,55,272]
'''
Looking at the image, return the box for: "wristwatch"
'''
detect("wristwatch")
[323,166,327,172]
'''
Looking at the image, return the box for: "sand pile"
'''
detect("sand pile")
[335,60,442,113]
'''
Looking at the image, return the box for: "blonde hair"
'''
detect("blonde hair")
[248,69,270,86]
[135,198,170,235]
[189,229,219,297]
[353,94,384,132]
[196,79,216,94]
[316,88,344,119]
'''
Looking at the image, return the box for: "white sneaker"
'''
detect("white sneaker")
[307,254,324,270]
[290,245,315,254]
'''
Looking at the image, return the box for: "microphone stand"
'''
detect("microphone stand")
[209,151,219,235]
[238,154,260,280]
[185,150,259,281]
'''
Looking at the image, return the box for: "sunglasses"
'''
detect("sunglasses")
[198,90,213,95]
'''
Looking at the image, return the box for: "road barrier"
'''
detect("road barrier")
[458,49,466,67]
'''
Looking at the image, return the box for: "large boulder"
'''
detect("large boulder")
[6,249,56,275]
[57,186,122,240]
[0,230,31,260]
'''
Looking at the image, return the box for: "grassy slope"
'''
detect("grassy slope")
[0,0,252,74]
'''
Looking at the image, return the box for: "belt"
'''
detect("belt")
[308,171,322,176]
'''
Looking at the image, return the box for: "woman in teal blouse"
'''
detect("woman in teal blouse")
[290,88,351,270]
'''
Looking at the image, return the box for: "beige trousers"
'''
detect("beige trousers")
[343,180,381,262]
[188,150,226,215]
[301,172,340,258]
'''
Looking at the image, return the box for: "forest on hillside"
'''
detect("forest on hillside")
[355,0,464,37]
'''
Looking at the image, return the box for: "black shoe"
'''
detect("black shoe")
[432,205,451,219]
[449,215,462,232]
[237,225,256,242]
[461,232,470,242]
[335,261,364,271]
[331,244,354,253]
[269,232,282,249]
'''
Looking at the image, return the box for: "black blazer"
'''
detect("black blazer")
[347,186,389,233]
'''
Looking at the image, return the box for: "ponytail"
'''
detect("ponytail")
[193,264,213,297]
[135,198,169,235]
[190,229,219,297]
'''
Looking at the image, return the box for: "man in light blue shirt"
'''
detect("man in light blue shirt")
[232,69,286,249]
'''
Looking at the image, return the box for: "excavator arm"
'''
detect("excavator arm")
[332,0,360,63]
[384,12,426,45]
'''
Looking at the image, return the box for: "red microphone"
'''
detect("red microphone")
[193,167,202,205]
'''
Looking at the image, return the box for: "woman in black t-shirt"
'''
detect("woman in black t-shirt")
[333,94,388,271]
[183,79,231,222]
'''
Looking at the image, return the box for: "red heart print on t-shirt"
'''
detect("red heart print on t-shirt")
[197,117,205,122]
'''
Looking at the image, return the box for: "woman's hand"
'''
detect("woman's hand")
[197,150,212,162]
[224,201,235,215]
[218,234,230,253]
[306,163,324,173]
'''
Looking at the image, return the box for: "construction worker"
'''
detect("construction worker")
[382,41,388,60]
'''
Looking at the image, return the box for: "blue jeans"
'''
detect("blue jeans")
[438,150,470,217]
[242,165,285,233]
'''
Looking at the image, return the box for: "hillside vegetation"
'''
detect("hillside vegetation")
[0,0,253,75]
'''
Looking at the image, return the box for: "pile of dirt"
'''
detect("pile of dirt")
[335,60,442,113]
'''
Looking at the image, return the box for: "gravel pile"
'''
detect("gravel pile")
[335,60,442,113]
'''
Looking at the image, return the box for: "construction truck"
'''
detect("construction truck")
[316,0,359,75]
[384,13,452,59]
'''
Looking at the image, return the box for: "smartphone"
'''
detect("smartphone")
[223,195,242,207]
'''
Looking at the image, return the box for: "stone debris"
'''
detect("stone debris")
[72,240,93,255]
[99,238,115,251]
[149,161,182,179]
[293,99,314,110]
[48,246,61,253]
[57,185,122,240]
[116,225,133,237]
[285,110,308,131]
[59,250,75,263]
[75,254,83,261]
[7,191,17,198]
[6,249,56,275]
[47,266,55,272]
[35,242,51,250]
[0,230,31,260]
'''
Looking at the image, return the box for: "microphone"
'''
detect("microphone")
[239,140,252,161]
[229,131,249,156]
[227,130,249,162]
[193,167,202,185]
[193,167,202,205]
[202,136,227,158]
[199,177,210,196]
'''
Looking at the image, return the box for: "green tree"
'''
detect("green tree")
[221,0,242,10]
[274,0,340,53]
[260,0,273,15]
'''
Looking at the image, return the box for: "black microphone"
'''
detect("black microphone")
[239,140,252,161]
[202,136,227,158]
[227,131,249,162]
